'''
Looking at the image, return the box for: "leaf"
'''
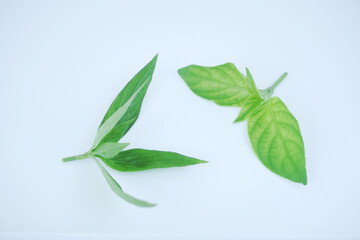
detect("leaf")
[94,158,156,207]
[247,97,307,184]
[234,96,263,123]
[92,142,130,158]
[179,63,306,184]
[91,54,158,149]
[178,63,252,107]
[64,55,209,207]
[93,117,136,150]
[96,148,207,172]
[245,68,261,96]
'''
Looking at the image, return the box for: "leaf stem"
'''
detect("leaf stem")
[270,72,288,91]
[259,72,288,101]
[62,152,91,162]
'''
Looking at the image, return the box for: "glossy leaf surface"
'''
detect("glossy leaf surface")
[92,55,158,149]
[97,148,207,172]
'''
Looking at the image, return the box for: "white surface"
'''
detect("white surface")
[1,0,360,239]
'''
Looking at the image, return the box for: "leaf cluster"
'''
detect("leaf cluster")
[178,63,307,184]
[63,55,206,207]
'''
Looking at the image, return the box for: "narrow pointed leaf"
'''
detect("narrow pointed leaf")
[93,117,135,149]
[92,142,130,158]
[234,96,263,122]
[178,63,251,107]
[94,158,156,207]
[64,55,209,207]
[245,68,261,96]
[96,148,207,172]
[247,97,307,184]
[92,55,158,149]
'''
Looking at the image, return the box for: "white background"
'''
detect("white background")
[1,0,360,239]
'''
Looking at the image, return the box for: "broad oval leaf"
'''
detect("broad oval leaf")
[92,142,130,158]
[94,158,156,207]
[247,97,307,184]
[96,148,207,172]
[178,63,252,107]
[92,55,158,149]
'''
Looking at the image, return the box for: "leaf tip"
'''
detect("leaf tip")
[300,168,307,185]
[198,159,208,164]
[137,201,157,208]
[146,203,157,207]
[149,54,158,66]
[233,114,244,123]
[301,176,307,185]
[295,169,307,185]
[245,67,253,76]
[177,66,186,76]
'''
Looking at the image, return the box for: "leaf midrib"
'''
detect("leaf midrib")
[100,61,155,128]
[267,100,298,173]
[217,66,246,88]
[92,76,151,149]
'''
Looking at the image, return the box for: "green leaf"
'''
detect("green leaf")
[94,158,156,207]
[92,54,158,149]
[245,68,261,96]
[247,97,307,184]
[234,96,263,123]
[179,63,306,184]
[93,117,136,150]
[96,148,207,172]
[64,55,209,207]
[92,142,130,158]
[178,63,252,107]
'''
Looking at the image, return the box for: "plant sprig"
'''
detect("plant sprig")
[178,63,307,185]
[63,55,206,207]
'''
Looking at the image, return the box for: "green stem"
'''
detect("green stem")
[259,72,288,101]
[62,152,90,162]
[270,72,288,90]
